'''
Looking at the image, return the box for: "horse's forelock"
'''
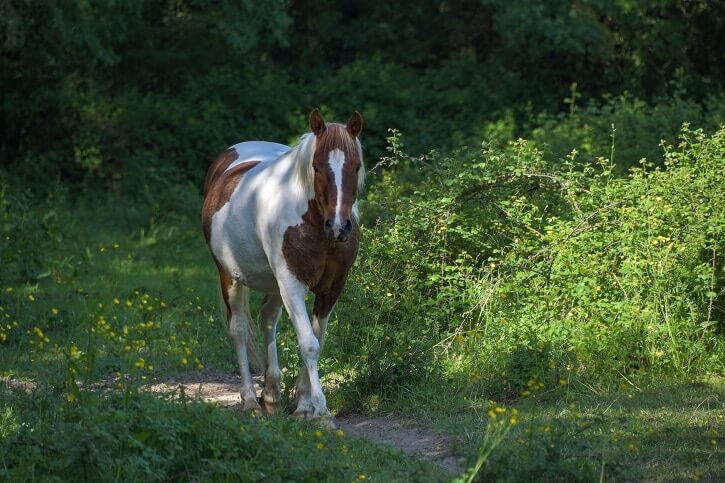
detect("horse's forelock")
[298,124,364,191]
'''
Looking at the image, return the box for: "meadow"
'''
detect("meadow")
[1,123,723,481]
[2,1,724,480]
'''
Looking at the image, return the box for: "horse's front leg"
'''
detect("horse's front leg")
[294,292,337,413]
[276,273,330,419]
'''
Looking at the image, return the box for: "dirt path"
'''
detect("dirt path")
[147,369,463,475]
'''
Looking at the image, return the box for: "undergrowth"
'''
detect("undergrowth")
[0,124,722,481]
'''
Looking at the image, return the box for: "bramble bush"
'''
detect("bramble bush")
[335,125,723,402]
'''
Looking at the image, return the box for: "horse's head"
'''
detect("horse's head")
[309,109,364,242]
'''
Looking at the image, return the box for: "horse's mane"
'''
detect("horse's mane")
[292,126,365,195]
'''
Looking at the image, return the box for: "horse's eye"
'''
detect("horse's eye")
[313,165,320,173]
[355,165,361,172]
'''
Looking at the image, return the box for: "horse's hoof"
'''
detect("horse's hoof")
[241,399,263,418]
[292,407,313,419]
[246,407,263,419]
[262,400,280,415]
[314,415,337,430]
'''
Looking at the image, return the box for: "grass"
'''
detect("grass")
[373,376,723,481]
[1,184,723,481]
[0,386,447,481]
[0,188,450,481]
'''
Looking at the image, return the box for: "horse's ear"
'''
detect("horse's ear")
[309,108,326,136]
[346,111,363,137]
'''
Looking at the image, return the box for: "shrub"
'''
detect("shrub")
[340,125,724,401]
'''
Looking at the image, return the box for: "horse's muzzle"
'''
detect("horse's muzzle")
[324,218,352,242]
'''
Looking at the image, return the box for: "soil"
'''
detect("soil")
[146,369,464,475]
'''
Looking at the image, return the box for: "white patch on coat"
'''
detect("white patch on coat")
[209,142,311,293]
[224,141,290,173]
[328,148,345,226]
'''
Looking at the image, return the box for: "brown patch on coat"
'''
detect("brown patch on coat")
[201,154,261,243]
[203,148,239,196]
[282,199,359,318]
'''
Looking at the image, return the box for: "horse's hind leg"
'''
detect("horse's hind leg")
[260,292,284,414]
[218,265,262,412]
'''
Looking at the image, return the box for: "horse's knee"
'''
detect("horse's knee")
[299,336,320,362]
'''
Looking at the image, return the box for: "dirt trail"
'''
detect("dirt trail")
[147,369,463,475]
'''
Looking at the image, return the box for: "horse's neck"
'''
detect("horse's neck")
[244,146,315,226]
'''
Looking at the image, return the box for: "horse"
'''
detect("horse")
[201,109,364,423]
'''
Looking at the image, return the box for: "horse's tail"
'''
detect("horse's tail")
[216,285,265,375]
[245,319,265,376]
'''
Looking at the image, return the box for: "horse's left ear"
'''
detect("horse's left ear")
[309,108,327,136]
[346,111,363,137]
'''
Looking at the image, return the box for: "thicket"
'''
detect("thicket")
[333,125,724,404]
[2,0,724,194]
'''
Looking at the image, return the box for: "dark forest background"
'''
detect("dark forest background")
[2,0,723,194]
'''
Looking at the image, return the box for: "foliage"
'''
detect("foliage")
[2,0,724,194]
[453,380,724,482]
[0,126,722,480]
[530,88,725,172]
[2,1,724,479]
[0,387,440,481]
[341,125,724,404]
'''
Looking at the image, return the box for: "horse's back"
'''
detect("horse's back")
[230,141,290,167]
[203,141,289,196]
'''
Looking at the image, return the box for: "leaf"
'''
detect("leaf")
[133,431,151,443]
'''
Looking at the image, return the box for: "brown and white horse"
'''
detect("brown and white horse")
[202,109,364,423]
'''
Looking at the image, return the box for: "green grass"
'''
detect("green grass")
[1,181,722,481]
[0,189,450,481]
[0,386,447,481]
[370,376,723,481]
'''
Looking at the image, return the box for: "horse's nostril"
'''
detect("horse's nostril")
[343,219,352,232]
[324,219,333,228]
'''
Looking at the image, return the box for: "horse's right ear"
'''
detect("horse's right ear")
[309,108,326,136]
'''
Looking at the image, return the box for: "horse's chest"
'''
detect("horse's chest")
[282,220,359,294]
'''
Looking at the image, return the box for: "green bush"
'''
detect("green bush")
[529,89,725,172]
[340,125,723,401]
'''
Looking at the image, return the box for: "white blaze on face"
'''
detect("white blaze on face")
[328,148,346,227]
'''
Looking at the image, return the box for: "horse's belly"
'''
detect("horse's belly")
[209,206,280,294]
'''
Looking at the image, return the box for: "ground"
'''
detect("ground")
[147,368,463,475]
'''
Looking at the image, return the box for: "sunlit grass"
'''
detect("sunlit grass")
[2,161,723,481]
[0,193,447,480]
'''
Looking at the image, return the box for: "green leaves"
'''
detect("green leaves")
[353,125,724,394]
